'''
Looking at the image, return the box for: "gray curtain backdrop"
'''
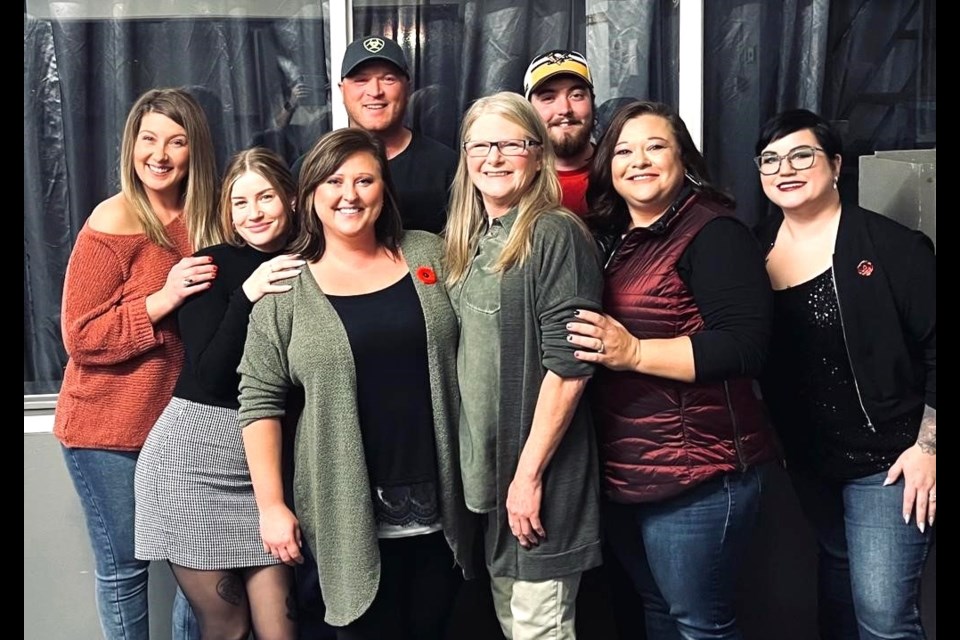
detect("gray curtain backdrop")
[23,0,677,395]
[704,0,936,228]
[23,0,936,396]
[23,8,331,394]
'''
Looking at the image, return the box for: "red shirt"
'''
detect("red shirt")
[558,165,590,216]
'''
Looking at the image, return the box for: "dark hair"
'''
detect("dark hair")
[586,100,733,235]
[219,147,298,248]
[754,108,843,158]
[290,129,402,261]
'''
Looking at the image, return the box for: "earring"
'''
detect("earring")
[833,176,839,190]
[684,171,702,188]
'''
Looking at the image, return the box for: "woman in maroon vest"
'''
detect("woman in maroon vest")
[568,100,777,640]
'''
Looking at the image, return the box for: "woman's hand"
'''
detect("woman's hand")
[506,474,545,549]
[172,255,218,296]
[568,309,641,371]
[885,444,936,532]
[258,503,304,566]
[147,256,218,323]
[242,254,305,303]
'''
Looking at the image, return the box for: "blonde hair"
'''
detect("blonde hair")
[218,147,297,249]
[119,88,220,250]
[445,91,578,284]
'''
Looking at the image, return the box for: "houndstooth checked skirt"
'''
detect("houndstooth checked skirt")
[134,397,279,570]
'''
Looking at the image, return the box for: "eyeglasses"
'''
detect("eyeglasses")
[754,145,824,175]
[462,139,542,157]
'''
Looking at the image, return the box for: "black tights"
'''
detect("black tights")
[336,532,462,640]
[171,563,296,640]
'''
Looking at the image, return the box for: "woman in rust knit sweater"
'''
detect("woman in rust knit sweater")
[54,88,220,640]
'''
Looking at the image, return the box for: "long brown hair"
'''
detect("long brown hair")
[119,87,220,249]
[289,129,402,262]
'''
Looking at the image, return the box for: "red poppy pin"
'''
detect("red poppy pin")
[416,266,438,285]
[856,260,874,277]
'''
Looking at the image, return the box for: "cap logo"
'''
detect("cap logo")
[523,49,592,99]
[544,51,575,65]
[363,37,385,53]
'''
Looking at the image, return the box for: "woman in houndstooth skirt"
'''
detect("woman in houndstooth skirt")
[135,148,303,639]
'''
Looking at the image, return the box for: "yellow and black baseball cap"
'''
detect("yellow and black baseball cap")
[523,49,593,100]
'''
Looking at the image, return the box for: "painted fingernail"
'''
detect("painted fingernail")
[882,477,894,486]
[929,516,935,527]
[573,310,580,316]
[567,335,574,341]
[919,522,925,534]
[904,513,910,524]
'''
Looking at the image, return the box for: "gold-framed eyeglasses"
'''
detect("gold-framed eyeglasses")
[754,145,824,175]
[463,139,542,157]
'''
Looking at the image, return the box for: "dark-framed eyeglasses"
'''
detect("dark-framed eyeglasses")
[462,139,542,157]
[754,145,825,175]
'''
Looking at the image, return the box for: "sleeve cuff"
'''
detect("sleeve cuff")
[130,297,161,351]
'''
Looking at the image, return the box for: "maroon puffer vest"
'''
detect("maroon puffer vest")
[594,193,776,504]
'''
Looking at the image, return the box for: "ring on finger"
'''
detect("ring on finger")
[597,339,605,354]
[929,491,936,501]
[183,277,193,286]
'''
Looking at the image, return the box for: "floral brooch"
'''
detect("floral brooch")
[416,266,438,285]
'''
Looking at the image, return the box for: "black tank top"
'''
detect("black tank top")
[768,268,917,479]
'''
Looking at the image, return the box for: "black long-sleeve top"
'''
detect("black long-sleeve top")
[172,243,281,408]
[676,216,773,382]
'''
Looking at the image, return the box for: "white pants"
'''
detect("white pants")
[489,572,582,640]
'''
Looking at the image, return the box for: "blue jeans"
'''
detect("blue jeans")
[62,446,199,640]
[789,468,933,640]
[604,466,766,640]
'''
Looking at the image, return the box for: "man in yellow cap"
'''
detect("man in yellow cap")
[524,49,596,216]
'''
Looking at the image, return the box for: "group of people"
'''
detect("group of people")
[53,35,935,640]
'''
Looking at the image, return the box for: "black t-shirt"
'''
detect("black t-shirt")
[326,273,437,487]
[292,129,457,234]
[387,132,457,233]
[172,243,280,408]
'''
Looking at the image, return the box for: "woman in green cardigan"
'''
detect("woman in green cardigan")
[444,91,604,640]
[237,128,475,638]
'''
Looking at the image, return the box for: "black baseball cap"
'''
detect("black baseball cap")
[341,36,410,79]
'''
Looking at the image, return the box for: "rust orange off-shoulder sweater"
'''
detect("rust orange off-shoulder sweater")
[54,217,191,450]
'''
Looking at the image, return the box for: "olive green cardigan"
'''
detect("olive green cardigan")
[451,210,605,580]
[238,231,476,626]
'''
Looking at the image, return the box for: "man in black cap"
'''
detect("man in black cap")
[294,35,457,234]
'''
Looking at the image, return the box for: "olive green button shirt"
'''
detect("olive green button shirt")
[454,211,516,512]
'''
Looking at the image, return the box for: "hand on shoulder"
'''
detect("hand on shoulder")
[87,194,142,235]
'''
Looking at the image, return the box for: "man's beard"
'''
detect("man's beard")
[550,123,592,159]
